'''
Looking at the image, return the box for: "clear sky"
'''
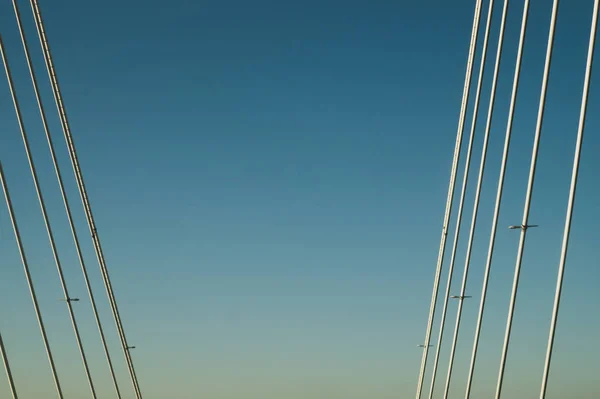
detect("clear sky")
[0,0,598,398]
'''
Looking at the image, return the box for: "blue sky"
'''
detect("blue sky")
[0,0,598,398]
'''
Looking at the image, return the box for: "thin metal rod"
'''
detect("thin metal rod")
[464,1,530,397]
[415,1,484,397]
[442,0,508,397]
[427,0,492,396]
[0,160,63,399]
[27,1,143,397]
[539,1,599,397]
[11,1,122,397]
[0,33,97,399]
[0,331,18,399]
[495,1,560,397]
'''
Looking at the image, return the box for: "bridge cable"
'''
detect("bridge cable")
[441,0,509,396]
[539,1,599,397]
[11,1,123,397]
[414,1,484,397]
[27,0,143,396]
[494,0,560,397]
[0,331,18,398]
[0,31,98,399]
[426,0,495,396]
[464,0,532,397]
[0,157,63,399]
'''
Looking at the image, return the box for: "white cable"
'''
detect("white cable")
[427,0,494,396]
[539,1,599,397]
[27,1,143,396]
[0,331,18,398]
[441,0,509,397]
[0,158,63,399]
[0,31,98,399]
[415,1,484,397]
[495,0,560,397]
[11,0,122,396]
[464,0,531,397]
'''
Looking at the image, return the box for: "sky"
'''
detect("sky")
[0,0,598,398]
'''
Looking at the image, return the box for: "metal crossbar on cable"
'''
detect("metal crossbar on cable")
[415,1,599,398]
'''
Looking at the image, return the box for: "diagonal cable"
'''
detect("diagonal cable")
[0,330,18,398]
[27,0,143,396]
[495,1,561,397]
[0,33,97,399]
[441,0,509,396]
[539,1,599,397]
[464,0,532,397]
[426,0,495,396]
[414,1,484,397]
[0,158,63,398]
[11,0,123,397]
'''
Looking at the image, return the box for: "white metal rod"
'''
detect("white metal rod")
[415,1,484,397]
[427,1,492,396]
[27,1,143,396]
[0,160,63,399]
[442,0,509,397]
[464,1,531,397]
[0,331,18,398]
[539,1,599,397]
[0,33,97,399]
[495,1,560,397]
[11,1,122,397]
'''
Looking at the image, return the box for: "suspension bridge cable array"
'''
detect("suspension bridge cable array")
[0,331,17,399]
[495,0,561,397]
[1,28,98,399]
[427,0,495,396]
[415,1,485,397]
[417,1,598,398]
[464,0,531,396]
[10,0,122,397]
[27,0,143,396]
[539,1,599,397]
[1,34,72,399]
[0,1,596,397]
[442,0,509,396]
[0,156,63,398]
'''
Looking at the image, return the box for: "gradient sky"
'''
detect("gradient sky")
[0,0,598,398]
